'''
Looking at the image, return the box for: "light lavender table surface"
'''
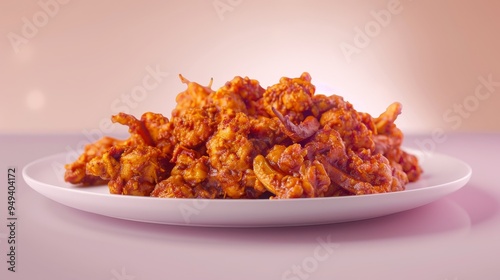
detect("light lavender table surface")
[1,133,499,280]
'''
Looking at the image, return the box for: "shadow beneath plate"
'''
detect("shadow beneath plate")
[42,183,498,247]
[445,183,499,226]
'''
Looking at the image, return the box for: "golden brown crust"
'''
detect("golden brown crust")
[64,72,422,199]
[64,136,123,185]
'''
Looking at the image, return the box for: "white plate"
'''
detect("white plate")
[22,150,471,227]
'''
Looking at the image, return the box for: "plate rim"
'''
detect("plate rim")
[22,150,472,226]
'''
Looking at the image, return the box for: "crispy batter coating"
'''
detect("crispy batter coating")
[214,76,266,116]
[64,136,122,185]
[151,146,218,198]
[205,113,261,198]
[253,144,332,198]
[319,95,376,152]
[86,143,171,196]
[140,112,176,157]
[82,112,174,196]
[248,115,288,159]
[263,72,315,123]
[64,72,422,199]
[172,75,214,117]
[172,106,217,149]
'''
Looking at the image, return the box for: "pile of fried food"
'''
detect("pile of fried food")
[64,72,422,199]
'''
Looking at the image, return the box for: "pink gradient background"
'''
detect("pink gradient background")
[1,2,500,279]
[1,0,499,134]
